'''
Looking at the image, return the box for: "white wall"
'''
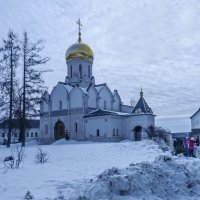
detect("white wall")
[113,94,120,112]
[125,114,155,140]
[99,88,112,110]
[70,87,83,108]
[88,87,97,109]
[85,115,125,140]
[109,117,124,137]
[191,111,200,129]
[26,128,40,141]
[41,92,49,113]
[0,127,40,143]
[51,84,68,111]
[85,117,108,138]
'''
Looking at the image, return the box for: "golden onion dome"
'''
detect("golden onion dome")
[65,42,94,62]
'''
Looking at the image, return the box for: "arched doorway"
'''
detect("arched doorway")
[54,120,65,140]
[134,126,142,141]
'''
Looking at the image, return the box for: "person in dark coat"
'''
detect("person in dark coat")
[196,136,199,146]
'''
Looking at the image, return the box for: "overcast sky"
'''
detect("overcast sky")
[1,0,200,120]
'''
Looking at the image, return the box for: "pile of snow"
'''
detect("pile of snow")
[51,139,80,145]
[0,139,167,200]
[73,155,200,200]
[51,139,95,145]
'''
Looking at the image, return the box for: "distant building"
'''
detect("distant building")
[170,132,190,139]
[190,108,200,136]
[39,20,155,144]
[0,119,40,143]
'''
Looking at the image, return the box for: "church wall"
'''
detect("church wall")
[191,111,200,129]
[85,115,125,141]
[109,116,125,139]
[124,114,155,140]
[67,59,93,87]
[41,92,50,113]
[41,101,49,113]
[40,116,49,139]
[113,95,120,112]
[69,109,84,140]
[39,114,69,144]
[51,84,68,111]
[67,59,93,79]
[85,116,109,139]
[99,89,112,110]
[70,88,83,108]
[88,88,97,109]
[40,108,86,143]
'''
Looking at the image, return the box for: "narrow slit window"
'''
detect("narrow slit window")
[79,64,82,79]
[88,65,90,77]
[70,65,72,78]
[97,129,100,137]
[75,123,78,132]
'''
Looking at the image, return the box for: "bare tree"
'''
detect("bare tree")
[0,30,20,147]
[35,147,49,163]
[145,126,170,142]
[130,98,135,107]
[21,31,50,147]
[3,145,24,169]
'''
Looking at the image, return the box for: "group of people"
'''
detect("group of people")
[173,136,199,157]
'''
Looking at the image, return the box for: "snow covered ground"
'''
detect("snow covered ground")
[0,140,200,200]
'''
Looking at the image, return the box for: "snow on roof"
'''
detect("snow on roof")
[94,83,106,92]
[84,109,131,118]
[58,82,73,93]
[79,87,88,94]
[63,84,73,93]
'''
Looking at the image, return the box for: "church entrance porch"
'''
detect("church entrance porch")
[134,126,142,141]
[54,120,65,140]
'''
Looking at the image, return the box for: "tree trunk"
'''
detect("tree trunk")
[7,45,13,148]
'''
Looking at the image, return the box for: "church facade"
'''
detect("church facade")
[39,22,155,144]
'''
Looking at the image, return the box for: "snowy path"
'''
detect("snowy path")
[0,140,165,200]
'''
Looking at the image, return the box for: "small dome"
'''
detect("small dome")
[65,42,94,62]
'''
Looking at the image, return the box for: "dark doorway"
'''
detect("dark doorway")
[54,120,65,140]
[134,126,142,141]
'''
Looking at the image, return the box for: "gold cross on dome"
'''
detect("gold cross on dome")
[76,18,82,43]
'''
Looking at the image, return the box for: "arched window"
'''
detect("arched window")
[35,132,38,137]
[79,64,82,79]
[70,65,72,78]
[88,65,90,77]
[31,132,33,137]
[26,132,29,137]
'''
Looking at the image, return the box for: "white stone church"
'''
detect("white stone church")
[39,21,155,144]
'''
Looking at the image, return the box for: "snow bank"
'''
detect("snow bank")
[51,139,80,145]
[73,155,200,200]
[51,139,95,145]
